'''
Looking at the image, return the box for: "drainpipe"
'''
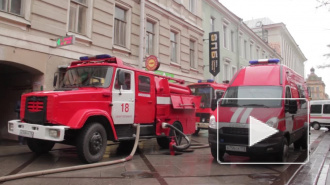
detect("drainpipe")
[138,0,146,69]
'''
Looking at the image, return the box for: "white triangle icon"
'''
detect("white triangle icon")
[249,116,278,147]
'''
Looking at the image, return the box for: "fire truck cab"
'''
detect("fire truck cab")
[8,54,199,163]
[209,59,309,162]
[188,80,228,135]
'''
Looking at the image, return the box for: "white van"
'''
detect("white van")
[310,100,330,130]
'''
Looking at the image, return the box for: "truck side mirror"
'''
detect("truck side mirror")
[211,99,218,111]
[285,100,298,114]
[117,70,125,86]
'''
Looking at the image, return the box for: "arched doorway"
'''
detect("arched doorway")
[0,61,43,143]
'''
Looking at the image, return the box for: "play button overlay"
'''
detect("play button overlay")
[249,116,278,147]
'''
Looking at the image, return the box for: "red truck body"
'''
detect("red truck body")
[188,80,228,134]
[8,54,200,163]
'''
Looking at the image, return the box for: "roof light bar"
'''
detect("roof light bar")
[198,79,215,83]
[249,58,280,65]
[80,54,112,61]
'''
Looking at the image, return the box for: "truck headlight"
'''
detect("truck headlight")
[209,115,216,129]
[266,117,279,128]
[8,123,14,132]
[49,129,60,138]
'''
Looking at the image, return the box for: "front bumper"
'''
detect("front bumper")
[8,120,69,142]
[208,127,284,156]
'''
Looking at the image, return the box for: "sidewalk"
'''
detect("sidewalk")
[289,130,330,185]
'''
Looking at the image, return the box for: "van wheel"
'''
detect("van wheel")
[210,144,224,162]
[76,122,107,163]
[275,137,289,162]
[157,122,183,149]
[27,138,55,154]
[313,122,320,130]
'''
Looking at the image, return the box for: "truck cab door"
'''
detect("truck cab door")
[111,69,135,124]
[134,74,155,123]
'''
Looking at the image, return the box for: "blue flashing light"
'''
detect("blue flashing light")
[198,80,202,83]
[79,56,89,61]
[96,54,112,59]
[207,79,214,83]
[249,58,280,65]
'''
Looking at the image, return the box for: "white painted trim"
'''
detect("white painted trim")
[157,97,171,104]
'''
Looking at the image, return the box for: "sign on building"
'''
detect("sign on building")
[209,32,220,77]
[56,35,75,47]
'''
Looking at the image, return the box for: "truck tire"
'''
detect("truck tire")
[313,122,320,130]
[275,137,289,162]
[76,122,107,163]
[27,138,55,154]
[210,144,224,162]
[157,122,183,149]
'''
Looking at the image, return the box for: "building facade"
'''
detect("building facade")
[306,68,329,100]
[0,0,204,140]
[201,1,282,83]
[245,18,306,76]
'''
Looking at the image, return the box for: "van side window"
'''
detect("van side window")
[138,76,150,92]
[311,105,322,114]
[324,104,330,114]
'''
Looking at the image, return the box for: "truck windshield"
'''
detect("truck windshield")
[59,66,113,88]
[220,86,282,108]
[190,86,214,108]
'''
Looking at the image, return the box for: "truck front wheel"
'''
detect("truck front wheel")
[77,122,107,163]
[27,138,55,154]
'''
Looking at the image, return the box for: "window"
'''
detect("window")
[190,40,195,68]
[210,17,215,32]
[170,31,177,63]
[69,0,87,35]
[230,31,234,52]
[115,71,131,90]
[146,21,155,55]
[250,43,253,59]
[316,87,320,92]
[244,40,247,59]
[256,47,259,59]
[223,62,229,81]
[0,0,23,16]
[189,0,195,13]
[311,105,322,114]
[138,76,150,93]
[114,6,127,47]
[324,104,330,114]
[223,25,227,48]
[239,35,242,57]
[231,66,236,79]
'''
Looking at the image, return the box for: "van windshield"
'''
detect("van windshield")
[189,86,214,108]
[221,86,282,108]
[59,66,113,89]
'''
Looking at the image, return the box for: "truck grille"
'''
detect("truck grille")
[24,96,47,124]
[27,101,44,112]
[221,127,248,135]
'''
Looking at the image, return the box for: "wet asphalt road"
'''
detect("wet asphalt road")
[0,129,326,185]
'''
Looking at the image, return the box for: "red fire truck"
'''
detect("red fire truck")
[8,54,200,163]
[188,80,228,135]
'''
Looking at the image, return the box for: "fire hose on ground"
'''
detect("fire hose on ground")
[0,123,210,183]
[0,124,141,183]
[161,122,210,152]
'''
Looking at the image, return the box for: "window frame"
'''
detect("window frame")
[223,24,228,49]
[230,30,235,52]
[324,104,330,114]
[0,0,31,27]
[113,3,132,50]
[146,20,155,55]
[311,104,322,114]
[67,0,93,38]
[189,0,195,13]
[138,76,151,93]
[170,30,179,63]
